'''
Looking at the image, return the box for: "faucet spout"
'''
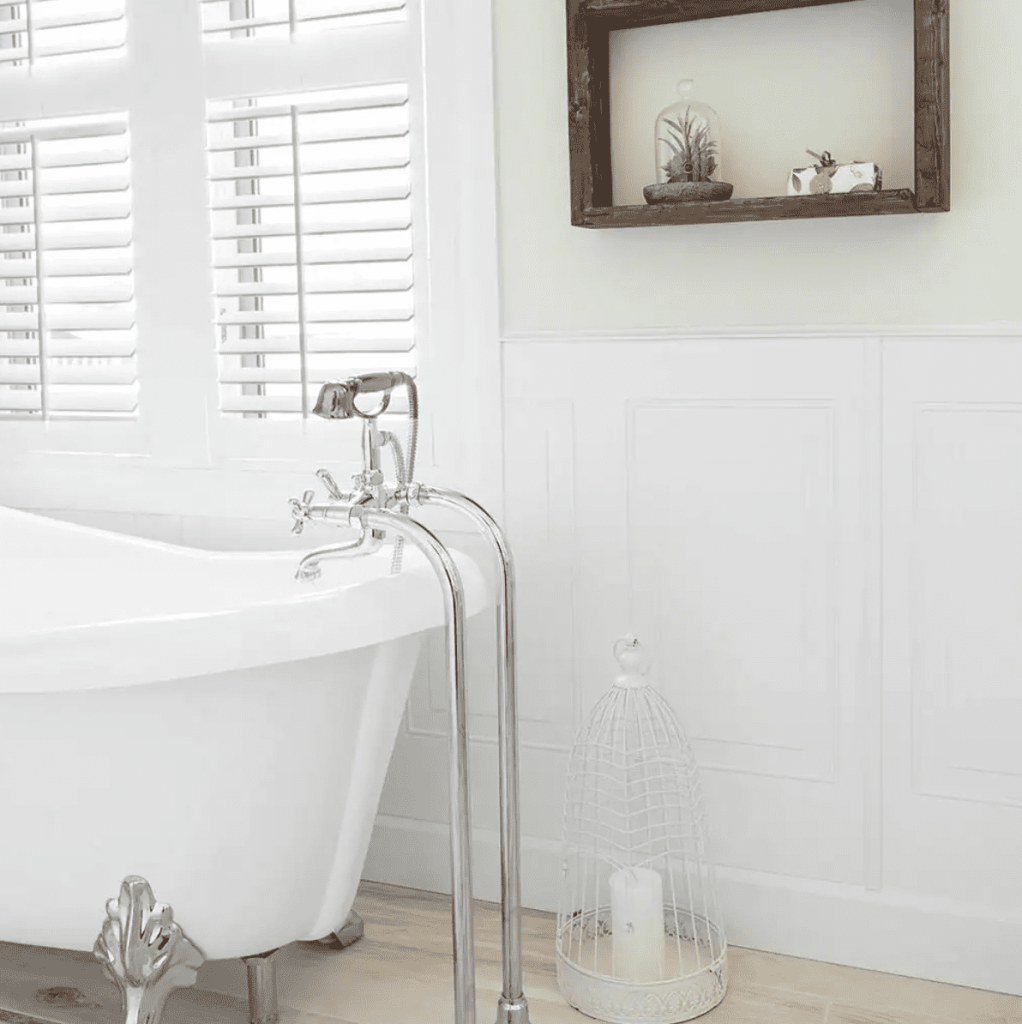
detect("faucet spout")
[294,528,371,581]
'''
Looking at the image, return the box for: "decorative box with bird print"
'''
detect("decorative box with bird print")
[788,150,882,196]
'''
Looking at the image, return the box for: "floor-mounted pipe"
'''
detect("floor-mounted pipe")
[416,487,531,1024]
[298,507,478,1024]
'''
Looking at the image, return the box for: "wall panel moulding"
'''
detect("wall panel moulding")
[565,0,950,228]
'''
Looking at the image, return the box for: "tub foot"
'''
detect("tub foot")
[93,875,205,1024]
[312,910,364,950]
[241,948,280,1024]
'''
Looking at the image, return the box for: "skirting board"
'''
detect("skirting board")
[364,814,1022,999]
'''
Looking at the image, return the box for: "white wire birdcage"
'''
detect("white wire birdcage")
[555,635,728,1024]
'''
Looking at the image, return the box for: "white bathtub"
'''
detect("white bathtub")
[0,506,486,961]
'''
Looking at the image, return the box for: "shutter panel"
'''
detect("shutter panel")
[0,111,137,418]
[200,0,405,41]
[207,84,415,418]
[0,0,126,69]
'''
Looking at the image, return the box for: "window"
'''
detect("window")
[207,83,415,419]
[0,0,508,508]
[199,0,427,438]
[0,0,428,461]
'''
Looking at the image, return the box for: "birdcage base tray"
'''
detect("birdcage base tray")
[555,944,728,1024]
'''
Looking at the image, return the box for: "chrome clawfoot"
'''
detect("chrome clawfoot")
[93,875,205,1024]
[312,909,364,949]
[241,948,280,1024]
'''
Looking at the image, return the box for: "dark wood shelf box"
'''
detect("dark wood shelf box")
[566,0,950,228]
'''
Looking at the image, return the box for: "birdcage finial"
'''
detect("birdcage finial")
[613,634,652,688]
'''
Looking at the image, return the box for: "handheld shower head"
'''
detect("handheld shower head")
[312,380,359,419]
[312,372,415,420]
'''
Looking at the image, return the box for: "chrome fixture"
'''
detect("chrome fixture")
[313,909,365,950]
[93,875,205,1024]
[290,373,533,1024]
[242,948,280,1024]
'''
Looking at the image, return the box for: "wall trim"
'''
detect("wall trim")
[862,337,885,892]
[501,323,1022,343]
[365,814,1022,998]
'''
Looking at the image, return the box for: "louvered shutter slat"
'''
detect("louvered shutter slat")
[0,392,43,412]
[213,222,295,241]
[210,150,408,180]
[32,37,125,62]
[213,241,411,268]
[0,234,37,254]
[0,336,135,358]
[201,0,406,40]
[0,208,33,227]
[218,305,411,325]
[0,120,127,146]
[0,181,33,200]
[220,333,413,355]
[213,209,409,238]
[0,312,39,332]
[31,10,123,32]
[44,253,133,277]
[0,362,134,386]
[0,365,42,386]
[40,174,130,197]
[0,44,29,66]
[0,258,36,280]
[206,91,407,124]
[43,200,132,223]
[0,285,38,304]
[217,274,410,297]
[213,184,408,209]
[46,307,135,331]
[47,279,133,303]
[0,109,136,420]
[40,226,132,249]
[209,125,406,153]
[302,0,405,22]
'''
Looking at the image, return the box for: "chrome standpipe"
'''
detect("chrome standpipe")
[415,487,530,1024]
[295,505,477,1024]
[291,373,534,1024]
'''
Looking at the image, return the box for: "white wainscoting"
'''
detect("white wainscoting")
[365,328,1022,998]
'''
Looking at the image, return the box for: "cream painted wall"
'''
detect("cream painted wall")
[493,0,1022,332]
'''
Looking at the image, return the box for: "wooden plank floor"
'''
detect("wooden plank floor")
[1,880,1020,1024]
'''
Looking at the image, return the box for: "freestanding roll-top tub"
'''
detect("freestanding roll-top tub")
[0,505,486,963]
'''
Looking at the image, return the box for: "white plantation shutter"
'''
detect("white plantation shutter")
[0,0,126,69]
[0,111,136,418]
[207,84,416,418]
[200,0,405,41]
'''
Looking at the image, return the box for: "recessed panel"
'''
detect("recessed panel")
[628,401,839,780]
[912,406,1022,804]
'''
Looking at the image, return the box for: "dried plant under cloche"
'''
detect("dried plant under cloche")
[659,108,718,184]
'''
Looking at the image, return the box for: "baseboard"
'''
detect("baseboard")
[364,814,1022,998]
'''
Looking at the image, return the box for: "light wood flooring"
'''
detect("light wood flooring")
[1,880,1020,1024]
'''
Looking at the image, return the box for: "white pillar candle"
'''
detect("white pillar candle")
[609,866,665,982]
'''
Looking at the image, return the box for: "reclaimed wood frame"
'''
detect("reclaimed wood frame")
[566,0,950,227]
